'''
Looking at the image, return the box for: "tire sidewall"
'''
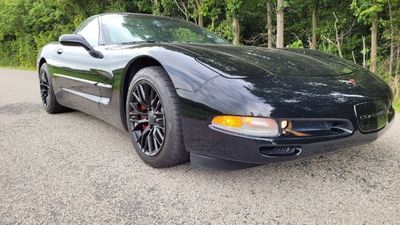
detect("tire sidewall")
[126,67,185,167]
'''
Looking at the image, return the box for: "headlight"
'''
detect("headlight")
[211,115,279,137]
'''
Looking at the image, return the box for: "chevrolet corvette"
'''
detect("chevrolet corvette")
[37,13,395,168]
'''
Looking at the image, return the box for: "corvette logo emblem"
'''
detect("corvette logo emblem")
[339,79,357,87]
[347,79,357,86]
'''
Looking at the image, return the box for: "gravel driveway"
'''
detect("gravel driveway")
[0,68,399,224]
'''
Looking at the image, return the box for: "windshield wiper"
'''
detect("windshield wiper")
[119,40,161,45]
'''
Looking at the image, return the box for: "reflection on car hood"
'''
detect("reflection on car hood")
[171,43,391,106]
[173,43,360,78]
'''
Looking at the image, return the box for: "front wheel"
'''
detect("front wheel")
[39,63,69,114]
[126,66,189,168]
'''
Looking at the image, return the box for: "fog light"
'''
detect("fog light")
[280,120,289,129]
[211,115,279,137]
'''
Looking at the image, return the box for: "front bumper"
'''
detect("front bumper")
[178,73,395,165]
[182,115,394,165]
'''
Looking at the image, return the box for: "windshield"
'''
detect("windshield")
[100,14,231,45]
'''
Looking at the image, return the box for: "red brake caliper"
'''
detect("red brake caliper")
[140,104,148,130]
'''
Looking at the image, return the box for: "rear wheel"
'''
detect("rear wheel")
[126,66,189,168]
[39,63,68,114]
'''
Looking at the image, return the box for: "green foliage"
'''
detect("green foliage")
[393,98,400,112]
[214,19,233,41]
[0,0,129,67]
[0,0,399,101]
[135,0,154,13]
[226,0,242,17]
[288,39,303,48]
[351,0,385,24]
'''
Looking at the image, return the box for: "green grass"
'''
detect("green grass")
[0,65,35,71]
[393,98,400,112]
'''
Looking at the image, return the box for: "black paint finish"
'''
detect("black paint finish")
[37,13,395,164]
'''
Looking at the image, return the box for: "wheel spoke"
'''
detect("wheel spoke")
[147,132,154,154]
[155,127,164,143]
[137,126,150,147]
[144,85,152,107]
[143,135,149,151]
[130,118,148,123]
[138,84,147,105]
[43,72,48,82]
[132,92,143,105]
[149,88,155,107]
[154,135,162,146]
[155,100,161,111]
[129,111,146,116]
[39,72,46,82]
[152,128,159,150]
[155,126,165,131]
[155,118,164,126]
[129,102,142,114]
[157,128,164,139]
[131,119,148,131]
[39,70,51,107]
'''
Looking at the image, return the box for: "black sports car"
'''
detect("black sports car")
[37,13,395,168]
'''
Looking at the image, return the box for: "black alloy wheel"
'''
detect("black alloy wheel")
[39,68,51,107]
[38,63,69,114]
[128,82,165,156]
[126,66,189,168]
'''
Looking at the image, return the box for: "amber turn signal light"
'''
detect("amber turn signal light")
[211,115,279,137]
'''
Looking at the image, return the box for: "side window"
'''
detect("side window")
[76,18,99,46]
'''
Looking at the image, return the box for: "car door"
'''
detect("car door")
[49,17,104,116]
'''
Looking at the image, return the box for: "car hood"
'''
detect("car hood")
[172,43,360,78]
[170,44,392,116]
[171,43,391,99]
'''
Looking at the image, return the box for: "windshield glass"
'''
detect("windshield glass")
[100,14,231,45]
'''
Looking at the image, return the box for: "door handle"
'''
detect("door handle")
[56,49,63,55]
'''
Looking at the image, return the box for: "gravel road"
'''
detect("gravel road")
[0,68,399,225]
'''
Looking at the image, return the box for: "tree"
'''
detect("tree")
[310,0,319,49]
[276,0,284,48]
[370,15,378,73]
[208,1,222,30]
[266,0,273,48]
[174,0,191,20]
[227,0,242,45]
[351,0,386,73]
[194,0,206,27]
[333,12,343,57]
[152,0,161,15]
[388,0,395,76]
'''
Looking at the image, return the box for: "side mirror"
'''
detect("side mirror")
[59,34,103,59]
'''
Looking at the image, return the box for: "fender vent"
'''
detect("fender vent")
[260,146,301,157]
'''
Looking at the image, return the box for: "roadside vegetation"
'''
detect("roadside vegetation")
[0,0,399,111]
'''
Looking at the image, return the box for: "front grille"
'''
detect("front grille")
[260,146,301,157]
[280,120,353,138]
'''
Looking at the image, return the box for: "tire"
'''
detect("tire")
[126,66,189,168]
[39,63,69,114]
